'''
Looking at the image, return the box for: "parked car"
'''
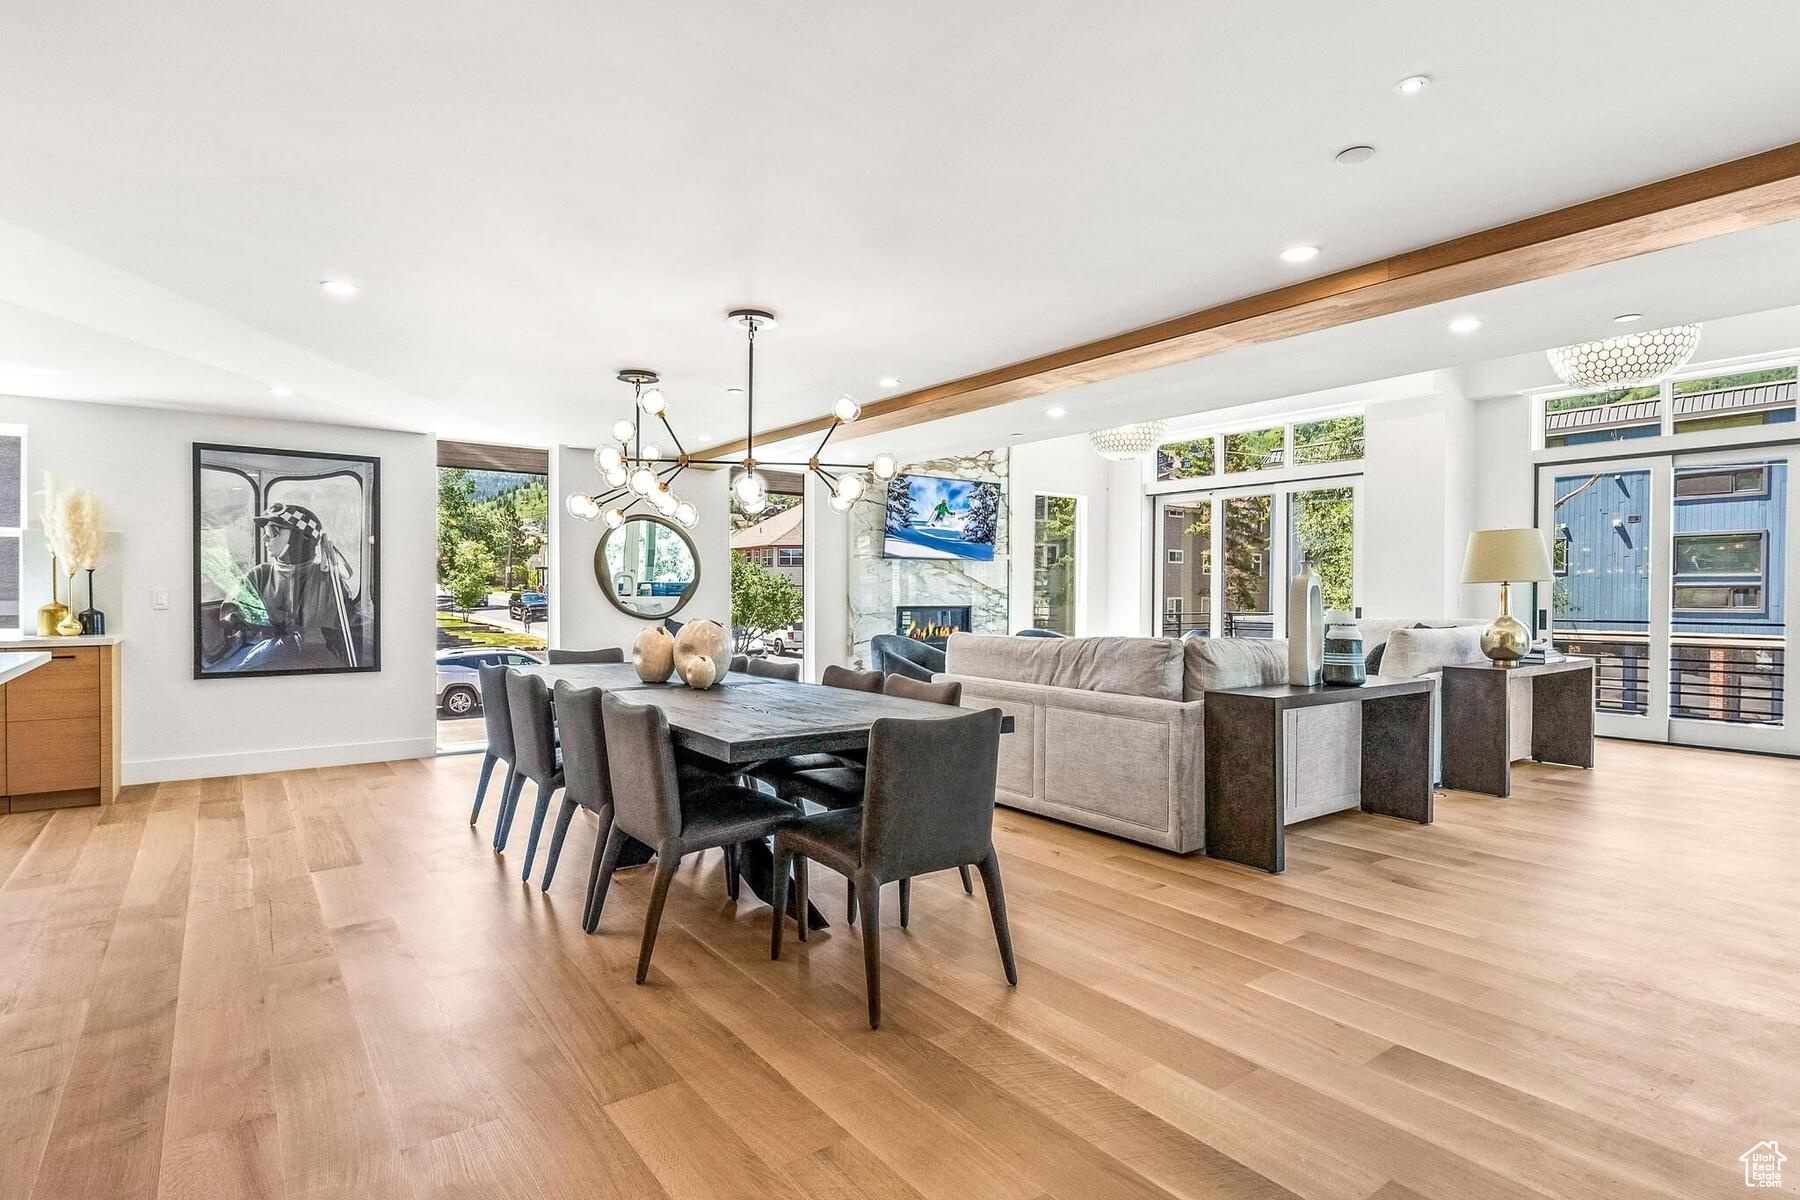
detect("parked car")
[766,620,804,656]
[508,591,548,622]
[436,648,543,716]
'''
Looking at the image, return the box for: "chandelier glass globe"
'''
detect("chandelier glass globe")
[733,468,768,514]
[832,394,861,423]
[639,387,667,416]
[871,452,897,480]
[653,487,679,516]
[611,419,636,444]
[628,467,657,496]
[834,473,866,502]
[564,492,599,521]
[603,465,628,489]
[594,444,624,474]
[1088,420,1167,461]
[601,506,626,530]
[829,492,855,513]
[639,443,661,462]
[673,499,699,529]
[1546,324,1702,390]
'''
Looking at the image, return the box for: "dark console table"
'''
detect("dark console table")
[1439,658,1595,797]
[1202,676,1435,874]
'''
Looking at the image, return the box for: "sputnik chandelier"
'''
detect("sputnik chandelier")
[564,308,898,531]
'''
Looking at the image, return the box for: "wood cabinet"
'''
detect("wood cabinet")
[2,641,121,812]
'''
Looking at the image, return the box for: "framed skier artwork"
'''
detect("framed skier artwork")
[193,443,380,679]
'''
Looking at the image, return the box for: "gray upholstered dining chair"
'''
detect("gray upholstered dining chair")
[882,674,962,706]
[541,682,613,907]
[503,671,565,883]
[747,657,801,681]
[548,647,624,665]
[729,654,749,674]
[592,692,801,983]
[770,707,1015,1028]
[472,662,518,833]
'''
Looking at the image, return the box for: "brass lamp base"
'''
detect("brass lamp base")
[1480,612,1531,667]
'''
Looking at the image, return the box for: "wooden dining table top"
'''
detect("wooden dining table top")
[515,662,1011,764]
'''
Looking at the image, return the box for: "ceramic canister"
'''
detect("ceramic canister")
[1322,623,1366,686]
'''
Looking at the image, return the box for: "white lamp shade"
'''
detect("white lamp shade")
[1461,528,1554,584]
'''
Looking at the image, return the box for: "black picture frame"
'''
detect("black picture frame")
[192,442,381,679]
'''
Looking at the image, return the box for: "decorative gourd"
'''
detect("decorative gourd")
[672,619,729,691]
[682,654,718,690]
[632,625,675,683]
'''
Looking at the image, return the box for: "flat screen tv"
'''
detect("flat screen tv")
[882,473,999,561]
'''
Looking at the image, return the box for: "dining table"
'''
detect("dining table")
[514,660,1013,928]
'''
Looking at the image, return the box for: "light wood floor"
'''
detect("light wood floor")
[1,739,1795,1199]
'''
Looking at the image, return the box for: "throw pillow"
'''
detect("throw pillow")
[1365,621,1430,676]
[1381,625,1487,679]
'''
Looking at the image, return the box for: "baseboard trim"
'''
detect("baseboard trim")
[124,737,440,785]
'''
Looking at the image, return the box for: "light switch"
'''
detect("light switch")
[151,588,170,610]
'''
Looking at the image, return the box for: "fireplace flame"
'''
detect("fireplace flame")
[905,620,960,641]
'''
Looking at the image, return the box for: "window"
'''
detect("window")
[1676,467,1768,499]
[1156,437,1215,481]
[1223,427,1285,474]
[1674,532,1764,577]
[776,547,803,568]
[1166,549,1184,564]
[1674,584,1764,611]
[1031,495,1078,635]
[1672,366,1797,435]
[1159,500,1211,638]
[1541,385,1662,448]
[0,429,22,633]
[1292,416,1365,465]
[1288,486,1355,611]
[1165,597,1184,615]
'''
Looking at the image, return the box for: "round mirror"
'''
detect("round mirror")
[595,514,701,618]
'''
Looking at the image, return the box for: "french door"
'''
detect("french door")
[1154,479,1361,640]
[1537,446,1797,755]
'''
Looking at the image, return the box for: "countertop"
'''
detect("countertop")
[0,651,52,686]
[0,633,124,648]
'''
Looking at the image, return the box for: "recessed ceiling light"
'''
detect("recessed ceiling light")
[1335,145,1376,166]
[319,279,359,298]
[1394,74,1431,96]
[1613,312,1644,324]
[269,385,293,397]
[1448,316,1482,334]
[877,376,901,389]
[1280,244,1321,264]
[1046,406,1067,419]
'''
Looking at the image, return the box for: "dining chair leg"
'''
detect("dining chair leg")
[794,855,809,944]
[540,795,579,891]
[519,783,559,883]
[724,844,741,902]
[856,872,882,1029]
[846,877,856,925]
[492,769,524,851]
[898,877,911,929]
[975,851,1019,986]
[636,856,680,984]
[958,864,974,894]
[469,752,497,825]
[769,843,792,961]
[582,808,614,932]
[586,823,625,934]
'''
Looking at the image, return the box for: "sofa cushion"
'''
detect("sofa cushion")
[1183,637,1290,699]
[945,633,1183,701]
[1381,624,1487,678]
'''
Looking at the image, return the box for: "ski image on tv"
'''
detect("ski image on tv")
[882,473,999,561]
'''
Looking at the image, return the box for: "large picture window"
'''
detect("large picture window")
[1031,495,1078,635]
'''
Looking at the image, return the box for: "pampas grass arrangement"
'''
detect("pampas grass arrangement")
[40,473,104,635]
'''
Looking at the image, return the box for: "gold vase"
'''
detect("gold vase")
[55,574,84,636]
[36,555,69,637]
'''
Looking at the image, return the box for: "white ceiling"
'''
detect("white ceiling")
[3,1,1799,446]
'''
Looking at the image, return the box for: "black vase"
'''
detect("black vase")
[1322,623,1365,686]
[77,568,106,636]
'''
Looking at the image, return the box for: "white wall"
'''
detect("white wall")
[1360,375,1479,618]
[0,393,437,782]
[549,447,731,655]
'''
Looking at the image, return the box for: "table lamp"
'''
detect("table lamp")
[1461,529,1554,667]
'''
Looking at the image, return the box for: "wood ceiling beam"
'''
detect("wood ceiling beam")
[691,141,1800,461]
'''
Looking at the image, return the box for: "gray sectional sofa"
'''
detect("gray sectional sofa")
[934,620,1485,853]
